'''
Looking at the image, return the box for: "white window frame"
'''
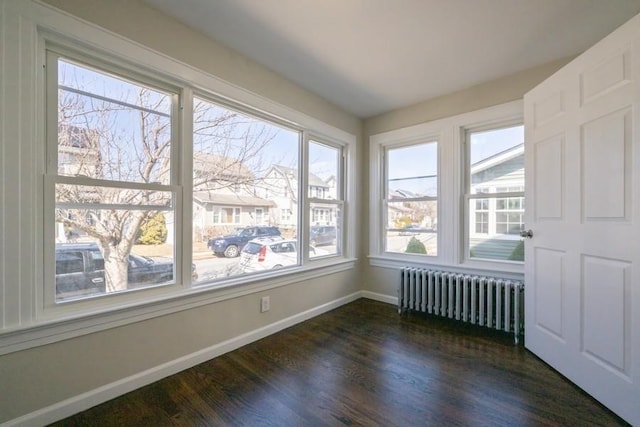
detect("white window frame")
[0,1,357,355]
[43,46,185,317]
[464,125,525,264]
[369,100,523,277]
[383,139,439,257]
[305,137,346,261]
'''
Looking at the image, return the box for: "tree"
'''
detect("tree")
[55,60,284,293]
[138,213,168,245]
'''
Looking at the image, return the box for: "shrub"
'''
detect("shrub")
[138,213,168,245]
[405,237,427,254]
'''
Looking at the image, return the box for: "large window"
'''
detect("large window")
[384,141,438,256]
[0,3,357,353]
[48,52,178,301]
[466,125,525,262]
[42,47,352,308]
[192,97,300,281]
[369,100,522,274]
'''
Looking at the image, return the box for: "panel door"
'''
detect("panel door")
[524,13,640,425]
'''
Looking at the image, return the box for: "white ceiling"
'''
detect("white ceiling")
[144,0,640,118]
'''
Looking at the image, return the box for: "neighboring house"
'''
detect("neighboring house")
[468,144,525,259]
[55,124,101,243]
[192,152,276,240]
[259,165,338,229]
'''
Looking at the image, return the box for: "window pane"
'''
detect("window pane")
[55,207,175,301]
[468,199,523,262]
[468,125,524,262]
[387,142,437,197]
[469,125,524,195]
[58,59,172,184]
[309,203,341,258]
[192,97,299,282]
[385,201,437,256]
[309,141,339,200]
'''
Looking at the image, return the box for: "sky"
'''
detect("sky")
[387,125,524,196]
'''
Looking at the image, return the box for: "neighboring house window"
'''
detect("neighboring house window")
[255,208,264,224]
[281,208,292,222]
[212,207,241,224]
[308,140,344,258]
[475,199,489,234]
[47,52,177,302]
[466,125,525,262]
[385,141,438,256]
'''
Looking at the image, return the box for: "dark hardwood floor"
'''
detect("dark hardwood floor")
[52,299,628,426]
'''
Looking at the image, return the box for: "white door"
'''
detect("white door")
[524,13,640,425]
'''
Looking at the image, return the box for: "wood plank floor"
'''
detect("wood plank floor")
[52,299,628,426]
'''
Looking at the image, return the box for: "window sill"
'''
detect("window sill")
[368,254,524,280]
[0,258,357,356]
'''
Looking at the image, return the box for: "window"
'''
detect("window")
[369,100,522,274]
[0,3,356,351]
[466,125,525,262]
[308,140,343,258]
[192,96,300,281]
[211,207,241,224]
[384,141,438,256]
[48,52,178,301]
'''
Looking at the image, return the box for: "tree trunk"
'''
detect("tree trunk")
[103,249,129,292]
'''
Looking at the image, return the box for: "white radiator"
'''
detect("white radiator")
[399,268,524,344]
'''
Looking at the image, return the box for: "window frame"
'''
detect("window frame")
[305,137,347,261]
[463,123,525,264]
[383,139,439,258]
[369,100,523,277]
[0,1,358,355]
[43,46,185,315]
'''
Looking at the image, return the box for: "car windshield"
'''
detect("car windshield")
[242,242,263,255]
[231,228,245,236]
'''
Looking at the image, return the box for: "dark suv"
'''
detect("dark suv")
[207,226,281,258]
[55,243,194,299]
[310,226,337,247]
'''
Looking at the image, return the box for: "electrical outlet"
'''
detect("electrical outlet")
[260,296,270,313]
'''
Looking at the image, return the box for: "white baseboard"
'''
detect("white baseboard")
[361,290,397,306]
[5,292,362,427]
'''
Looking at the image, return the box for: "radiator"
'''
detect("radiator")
[399,268,524,344]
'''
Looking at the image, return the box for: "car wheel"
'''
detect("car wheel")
[310,239,317,247]
[272,264,283,269]
[224,245,239,258]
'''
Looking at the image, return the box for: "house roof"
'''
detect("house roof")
[270,164,327,188]
[193,152,254,179]
[193,191,275,207]
[470,144,524,175]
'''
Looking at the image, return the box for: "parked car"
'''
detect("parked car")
[55,243,197,299]
[399,224,422,235]
[309,226,337,247]
[239,237,327,272]
[207,226,281,258]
